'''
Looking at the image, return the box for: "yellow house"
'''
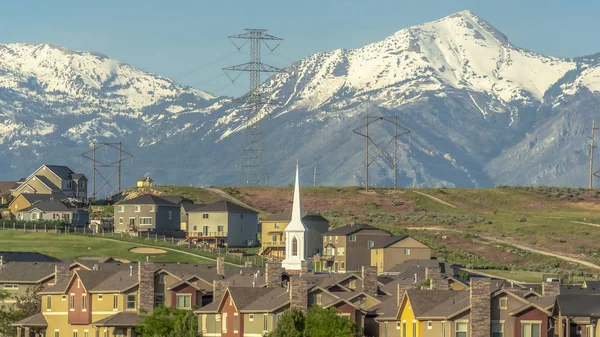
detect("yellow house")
[8,193,66,216]
[259,212,329,259]
[370,236,431,274]
[136,177,153,188]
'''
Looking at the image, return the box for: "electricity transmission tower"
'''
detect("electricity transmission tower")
[81,142,134,199]
[224,29,284,186]
[353,115,412,191]
[590,120,600,188]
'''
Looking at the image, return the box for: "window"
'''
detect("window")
[222,313,227,333]
[84,331,88,337]
[263,314,268,331]
[492,322,504,337]
[328,236,332,243]
[384,323,388,337]
[158,274,165,284]
[118,206,124,213]
[72,331,78,337]
[274,222,279,228]
[202,226,209,235]
[98,295,103,301]
[119,217,123,225]
[340,262,345,269]
[349,280,356,289]
[292,237,298,256]
[82,294,87,311]
[140,217,153,225]
[521,322,541,337]
[69,294,75,311]
[234,313,239,332]
[46,296,52,310]
[103,330,108,337]
[337,247,345,256]
[176,294,192,308]
[402,322,407,337]
[442,321,446,337]
[499,297,508,309]
[350,234,357,241]
[335,236,338,243]
[193,226,197,231]
[3,284,18,290]
[149,205,155,212]
[126,295,136,309]
[216,314,221,322]
[217,225,224,232]
[272,235,278,242]
[427,321,432,330]
[249,314,254,321]
[404,248,411,255]
[79,181,85,188]
[240,214,244,219]
[154,294,165,307]
[396,322,400,330]
[168,211,172,220]
[61,295,66,301]
[201,315,207,333]
[316,294,322,305]
[134,205,141,212]
[203,213,209,219]
[55,330,60,337]
[455,322,468,337]
[413,321,417,337]
[367,240,375,249]
[113,295,118,310]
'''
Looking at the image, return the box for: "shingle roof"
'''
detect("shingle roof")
[12,313,48,327]
[371,295,397,320]
[263,212,327,222]
[419,291,470,318]
[44,165,75,180]
[117,194,177,206]
[324,224,390,236]
[0,262,57,282]
[0,252,58,263]
[160,195,194,205]
[18,193,68,204]
[405,290,465,317]
[371,236,409,249]
[555,294,600,317]
[183,203,206,212]
[71,174,86,180]
[584,281,600,289]
[34,175,59,190]
[92,312,140,327]
[239,287,290,311]
[188,201,257,214]
[20,200,72,212]
[0,181,16,194]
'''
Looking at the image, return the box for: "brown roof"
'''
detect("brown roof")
[419,291,470,318]
[240,287,290,311]
[0,262,56,283]
[371,236,409,249]
[188,201,257,214]
[92,312,140,327]
[405,290,465,317]
[325,224,391,236]
[0,181,16,194]
[117,194,177,206]
[12,313,48,327]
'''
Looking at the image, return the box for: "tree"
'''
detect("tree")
[266,306,355,337]
[0,285,43,337]
[304,306,355,337]
[136,306,200,337]
[266,308,304,337]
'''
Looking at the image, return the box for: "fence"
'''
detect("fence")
[0,222,265,267]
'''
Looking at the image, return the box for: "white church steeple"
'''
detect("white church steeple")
[282,163,307,271]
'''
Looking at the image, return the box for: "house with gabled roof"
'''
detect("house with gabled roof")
[10,165,87,201]
[114,194,181,233]
[8,193,68,216]
[16,200,89,226]
[370,236,432,274]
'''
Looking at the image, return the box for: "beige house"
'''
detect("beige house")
[184,201,258,248]
[370,236,432,274]
[259,212,329,259]
[10,165,87,201]
[137,177,153,188]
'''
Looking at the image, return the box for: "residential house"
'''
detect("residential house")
[114,194,181,233]
[370,236,432,274]
[9,193,68,216]
[184,201,259,248]
[16,200,89,226]
[0,181,16,205]
[10,165,88,201]
[553,289,600,337]
[137,177,153,188]
[317,224,392,273]
[260,212,329,259]
[12,259,237,337]
[0,252,57,263]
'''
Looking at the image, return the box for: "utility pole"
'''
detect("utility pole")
[591,120,598,189]
[82,142,133,199]
[224,29,284,186]
[365,116,369,192]
[394,114,398,190]
[313,164,321,187]
[92,141,96,200]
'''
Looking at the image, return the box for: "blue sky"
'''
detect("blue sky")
[1,0,599,97]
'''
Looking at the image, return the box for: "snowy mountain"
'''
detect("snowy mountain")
[1,10,600,190]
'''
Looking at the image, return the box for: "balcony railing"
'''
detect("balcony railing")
[187,231,228,238]
[262,241,286,248]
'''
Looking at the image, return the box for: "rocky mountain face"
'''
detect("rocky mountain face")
[1,11,599,190]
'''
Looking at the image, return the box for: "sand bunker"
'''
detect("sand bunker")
[129,247,167,254]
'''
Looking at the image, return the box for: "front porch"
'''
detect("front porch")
[12,313,46,337]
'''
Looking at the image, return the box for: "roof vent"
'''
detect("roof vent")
[130,266,133,277]
[92,264,99,271]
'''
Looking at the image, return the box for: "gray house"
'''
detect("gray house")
[16,200,89,226]
[114,194,181,233]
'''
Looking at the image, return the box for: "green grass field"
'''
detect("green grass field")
[0,231,213,264]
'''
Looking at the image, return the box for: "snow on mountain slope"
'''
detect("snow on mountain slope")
[1,11,599,189]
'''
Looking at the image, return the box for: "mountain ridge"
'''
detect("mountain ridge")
[0,11,599,190]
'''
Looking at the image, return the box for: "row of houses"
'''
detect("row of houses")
[5,255,600,337]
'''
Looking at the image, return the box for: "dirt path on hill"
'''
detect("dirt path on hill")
[406,226,600,271]
[571,221,600,228]
[97,238,241,267]
[409,190,457,209]
[205,188,262,213]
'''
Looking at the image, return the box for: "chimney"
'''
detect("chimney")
[361,266,377,297]
[244,260,253,268]
[212,280,232,303]
[265,261,282,288]
[54,263,71,284]
[301,261,308,274]
[216,257,225,276]
[542,280,561,297]
[137,262,155,314]
[129,266,133,277]
[470,278,491,337]
[289,277,308,313]
[426,267,443,290]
